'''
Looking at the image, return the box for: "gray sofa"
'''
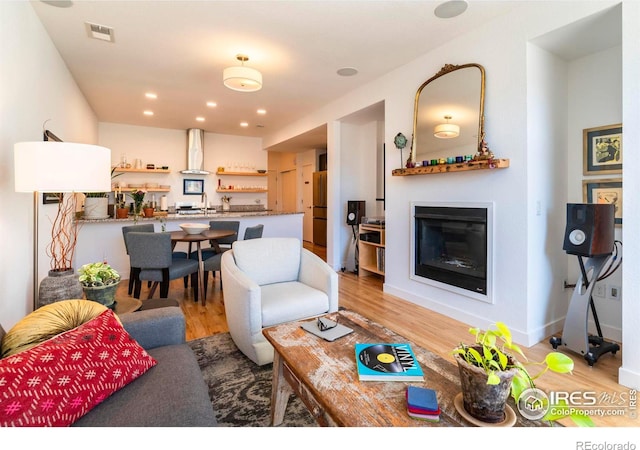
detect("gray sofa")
[0,306,217,427]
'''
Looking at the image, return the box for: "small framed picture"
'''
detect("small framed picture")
[583,178,622,226]
[183,179,204,195]
[43,193,62,204]
[583,124,622,175]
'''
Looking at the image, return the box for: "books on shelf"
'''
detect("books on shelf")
[406,386,440,422]
[355,343,424,381]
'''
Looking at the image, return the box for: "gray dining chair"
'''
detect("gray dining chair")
[202,223,263,295]
[243,224,264,240]
[122,224,154,295]
[126,231,200,301]
[189,220,240,261]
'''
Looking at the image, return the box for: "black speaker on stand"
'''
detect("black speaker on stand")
[347,200,365,226]
[550,203,620,366]
[342,201,365,274]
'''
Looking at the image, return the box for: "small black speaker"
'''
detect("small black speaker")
[563,203,615,257]
[347,200,365,225]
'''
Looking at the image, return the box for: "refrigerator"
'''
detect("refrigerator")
[313,171,327,246]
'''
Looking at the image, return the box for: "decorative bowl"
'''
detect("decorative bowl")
[180,223,208,235]
[257,169,267,173]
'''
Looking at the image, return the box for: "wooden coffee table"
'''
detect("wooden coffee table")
[263,309,548,427]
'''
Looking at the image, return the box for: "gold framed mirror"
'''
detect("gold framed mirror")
[411,63,485,164]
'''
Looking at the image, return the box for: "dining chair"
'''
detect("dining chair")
[126,231,200,301]
[121,224,154,295]
[243,224,264,240]
[189,220,240,261]
[202,223,262,295]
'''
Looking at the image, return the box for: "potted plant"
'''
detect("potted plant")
[78,262,121,308]
[143,202,155,218]
[115,194,129,219]
[130,189,146,219]
[452,322,589,425]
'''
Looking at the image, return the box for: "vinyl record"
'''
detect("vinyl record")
[358,344,404,373]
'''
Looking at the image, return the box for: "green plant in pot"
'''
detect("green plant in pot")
[452,322,592,426]
[78,262,121,309]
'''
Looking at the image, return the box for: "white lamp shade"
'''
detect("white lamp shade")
[434,123,460,139]
[223,66,263,92]
[14,141,112,193]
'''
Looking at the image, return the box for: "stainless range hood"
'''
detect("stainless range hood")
[180,128,210,175]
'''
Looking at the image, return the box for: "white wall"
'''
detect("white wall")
[98,123,267,209]
[1,2,99,329]
[620,0,640,389]
[525,43,569,344]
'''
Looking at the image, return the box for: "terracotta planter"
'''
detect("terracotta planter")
[454,350,519,423]
[116,208,129,219]
[143,207,155,218]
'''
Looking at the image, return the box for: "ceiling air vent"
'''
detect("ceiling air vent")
[85,22,115,43]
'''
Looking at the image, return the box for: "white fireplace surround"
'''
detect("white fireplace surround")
[410,201,494,304]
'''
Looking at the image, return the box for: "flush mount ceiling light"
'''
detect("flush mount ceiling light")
[434,115,460,139]
[223,54,262,92]
[434,1,468,19]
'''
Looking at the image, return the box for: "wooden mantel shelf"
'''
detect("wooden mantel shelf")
[391,158,510,176]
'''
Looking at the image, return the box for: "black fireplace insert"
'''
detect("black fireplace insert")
[414,206,488,295]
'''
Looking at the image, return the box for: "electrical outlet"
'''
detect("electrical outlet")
[606,284,622,300]
[593,283,606,298]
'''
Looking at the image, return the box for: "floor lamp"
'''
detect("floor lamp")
[14,141,112,310]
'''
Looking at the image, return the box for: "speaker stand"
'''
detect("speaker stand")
[550,255,620,366]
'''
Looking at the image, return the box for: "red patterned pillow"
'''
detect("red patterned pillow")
[0,309,157,426]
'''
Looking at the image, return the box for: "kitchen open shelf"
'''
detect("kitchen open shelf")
[216,171,267,176]
[113,168,171,173]
[216,188,267,193]
[391,158,509,176]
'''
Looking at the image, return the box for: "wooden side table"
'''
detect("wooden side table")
[114,297,142,314]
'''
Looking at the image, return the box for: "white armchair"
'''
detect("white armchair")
[221,237,339,365]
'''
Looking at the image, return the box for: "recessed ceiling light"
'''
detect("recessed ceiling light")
[143,110,154,116]
[434,1,468,19]
[257,109,267,115]
[145,92,157,99]
[196,117,205,122]
[337,67,358,77]
[206,101,217,108]
[240,122,249,127]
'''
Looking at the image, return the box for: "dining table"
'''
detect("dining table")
[170,229,236,306]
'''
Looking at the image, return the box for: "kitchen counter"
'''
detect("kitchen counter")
[74,211,304,285]
[76,209,301,223]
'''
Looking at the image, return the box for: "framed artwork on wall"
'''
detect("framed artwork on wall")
[583,178,622,226]
[183,179,204,195]
[583,123,622,175]
[42,193,62,204]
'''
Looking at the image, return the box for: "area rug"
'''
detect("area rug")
[187,333,317,427]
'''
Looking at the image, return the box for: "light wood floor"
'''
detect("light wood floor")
[115,242,636,427]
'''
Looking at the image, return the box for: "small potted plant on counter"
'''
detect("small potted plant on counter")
[143,202,155,218]
[78,262,121,309]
